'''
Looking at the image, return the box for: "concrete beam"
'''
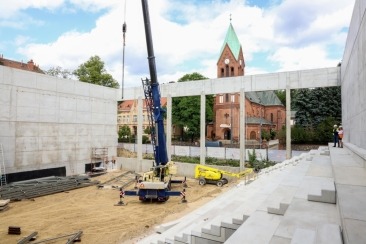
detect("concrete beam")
[119,67,340,100]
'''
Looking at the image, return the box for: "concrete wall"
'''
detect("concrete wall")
[0,66,118,176]
[341,0,366,151]
[121,142,269,161]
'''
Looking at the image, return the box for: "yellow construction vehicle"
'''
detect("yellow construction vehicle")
[194,165,254,187]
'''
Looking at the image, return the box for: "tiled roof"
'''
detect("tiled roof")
[246,117,273,125]
[219,23,241,60]
[118,97,167,111]
[246,91,283,106]
[0,56,44,74]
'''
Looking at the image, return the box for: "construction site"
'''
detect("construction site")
[1,0,366,243]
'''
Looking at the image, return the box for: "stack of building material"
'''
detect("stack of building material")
[8,226,21,235]
[0,199,10,211]
[0,176,99,201]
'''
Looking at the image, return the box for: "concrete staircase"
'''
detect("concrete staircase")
[138,146,348,244]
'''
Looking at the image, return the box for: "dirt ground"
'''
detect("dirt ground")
[0,170,236,244]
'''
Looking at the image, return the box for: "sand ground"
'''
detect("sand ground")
[0,170,235,244]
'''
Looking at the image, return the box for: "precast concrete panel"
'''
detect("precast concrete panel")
[40,108,58,123]
[74,81,90,97]
[59,95,76,111]
[39,136,59,151]
[59,110,76,123]
[57,79,75,94]
[76,97,91,112]
[76,125,90,136]
[36,75,57,91]
[76,111,92,124]
[16,106,39,122]
[59,149,76,163]
[59,124,77,136]
[14,70,37,89]
[15,136,39,152]
[0,67,118,177]
[16,88,39,107]
[38,123,59,137]
[0,121,15,137]
[0,85,12,120]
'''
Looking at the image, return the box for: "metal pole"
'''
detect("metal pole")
[121,0,127,99]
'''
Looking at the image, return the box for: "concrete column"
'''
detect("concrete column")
[166,95,172,160]
[137,96,143,171]
[200,92,206,165]
[286,87,292,159]
[240,88,246,170]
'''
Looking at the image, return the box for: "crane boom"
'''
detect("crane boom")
[141,0,168,166]
[124,0,185,202]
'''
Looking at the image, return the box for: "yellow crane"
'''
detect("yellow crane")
[194,165,254,187]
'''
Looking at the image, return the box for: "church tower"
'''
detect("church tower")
[212,22,245,142]
[217,22,245,78]
[210,21,286,144]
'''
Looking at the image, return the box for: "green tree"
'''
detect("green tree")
[73,55,119,88]
[46,66,73,79]
[118,125,131,142]
[172,72,214,142]
[293,87,341,128]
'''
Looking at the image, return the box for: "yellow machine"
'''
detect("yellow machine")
[194,165,254,187]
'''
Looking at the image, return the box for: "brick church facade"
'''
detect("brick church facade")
[207,23,286,143]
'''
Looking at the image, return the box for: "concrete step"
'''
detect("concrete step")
[290,228,316,244]
[315,223,342,244]
[307,179,336,204]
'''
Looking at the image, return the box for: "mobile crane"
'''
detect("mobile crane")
[124,0,185,202]
[194,165,254,187]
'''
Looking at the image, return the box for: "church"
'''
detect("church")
[208,22,286,144]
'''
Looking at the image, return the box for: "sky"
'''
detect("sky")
[0,0,355,89]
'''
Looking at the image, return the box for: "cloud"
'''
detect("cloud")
[0,0,64,19]
[6,0,356,89]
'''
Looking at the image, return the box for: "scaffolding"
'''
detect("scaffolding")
[0,144,6,187]
[91,148,109,169]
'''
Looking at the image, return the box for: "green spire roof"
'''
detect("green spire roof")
[219,23,241,60]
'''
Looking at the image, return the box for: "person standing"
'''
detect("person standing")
[338,126,344,148]
[333,124,339,147]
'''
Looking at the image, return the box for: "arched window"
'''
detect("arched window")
[250,131,256,139]
[271,113,274,122]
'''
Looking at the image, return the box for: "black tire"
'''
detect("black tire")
[222,178,228,184]
[199,178,206,186]
[216,180,223,187]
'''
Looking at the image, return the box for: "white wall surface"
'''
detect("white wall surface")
[0,66,118,176]
[341,0,366,151]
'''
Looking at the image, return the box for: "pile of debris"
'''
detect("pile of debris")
[0,176,99,201]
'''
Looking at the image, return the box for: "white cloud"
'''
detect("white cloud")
[268,45,339,71]
[0,0,64,19]
[10,0,356,89]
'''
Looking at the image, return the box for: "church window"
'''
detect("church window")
[231,67,234,76]
[219,95,223,103]
[271,113,273,122]
[225,94,229,102]
[221,68,224,77]
[231,94,235,103]
[225,65,229,77]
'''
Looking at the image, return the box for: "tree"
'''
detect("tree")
[73,55,119,88]
[293,87,341,129]
[118,125,131,142]
[46,66,73,79]
[172,72,214,142]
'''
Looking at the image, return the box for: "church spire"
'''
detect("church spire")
[218,21,241,61]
